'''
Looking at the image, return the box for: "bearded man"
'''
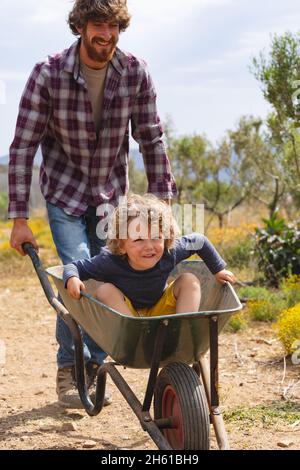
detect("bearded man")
[8,0,177,408]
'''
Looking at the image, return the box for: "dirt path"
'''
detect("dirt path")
[0,265,299,450]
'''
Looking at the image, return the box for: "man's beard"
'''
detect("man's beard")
[83,35,117,63]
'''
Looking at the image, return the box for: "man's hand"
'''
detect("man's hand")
[10,218,39,256]
[215,269,236,285]
[66,277,86,300]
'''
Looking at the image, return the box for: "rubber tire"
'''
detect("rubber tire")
[154,362,210,450]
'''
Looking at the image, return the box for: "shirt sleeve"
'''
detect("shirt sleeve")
[130,62,177,200]
[63,251,110,287]
[173,233,227,275]
[8,62,51,219]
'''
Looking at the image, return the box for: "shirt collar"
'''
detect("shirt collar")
[62,40,81,80]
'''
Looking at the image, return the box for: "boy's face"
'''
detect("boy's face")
[120,218,165,271]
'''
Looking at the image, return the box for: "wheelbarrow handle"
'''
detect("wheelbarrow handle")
[22,242,56,305]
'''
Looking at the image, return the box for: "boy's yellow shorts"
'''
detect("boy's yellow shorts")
[124,281,176,317]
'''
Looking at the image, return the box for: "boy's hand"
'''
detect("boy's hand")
[215,269,236,285]
[66,277,86,299]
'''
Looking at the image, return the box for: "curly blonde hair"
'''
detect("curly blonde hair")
[107,194,179,256]
[68,0,131,35]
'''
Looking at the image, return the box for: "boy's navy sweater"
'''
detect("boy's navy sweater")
[63,233,226,310]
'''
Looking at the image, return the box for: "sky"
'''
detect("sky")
[1,0,300,156]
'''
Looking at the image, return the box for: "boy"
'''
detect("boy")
[64,194,236,316]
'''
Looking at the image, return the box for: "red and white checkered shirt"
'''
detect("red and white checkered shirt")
[8,40,177,218]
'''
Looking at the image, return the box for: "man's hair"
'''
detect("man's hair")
[68,0,131,35]
[107,194,179,256]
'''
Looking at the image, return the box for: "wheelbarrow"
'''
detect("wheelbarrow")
[23,242,243,451]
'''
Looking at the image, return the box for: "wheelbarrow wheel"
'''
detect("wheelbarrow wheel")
[154,362,210,450]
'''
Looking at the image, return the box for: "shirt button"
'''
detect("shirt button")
[88,133,96,140]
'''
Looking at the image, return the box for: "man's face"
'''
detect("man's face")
[78,19,120,65]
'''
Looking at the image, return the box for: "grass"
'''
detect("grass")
[225,312,248,333]
[237,286,275,300]
[224,402,300,428]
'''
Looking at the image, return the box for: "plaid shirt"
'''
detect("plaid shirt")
[8,40,177,218]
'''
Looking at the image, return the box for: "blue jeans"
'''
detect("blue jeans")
[46,202,107,368]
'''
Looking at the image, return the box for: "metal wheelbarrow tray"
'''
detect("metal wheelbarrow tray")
[24,243,243,451]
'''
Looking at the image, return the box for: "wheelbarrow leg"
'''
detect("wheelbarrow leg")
[197,355,230,450]
[193,315,230,450]
[209,315,219,408]
[142,320,169,412]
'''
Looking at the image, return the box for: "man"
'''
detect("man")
[8,0,177,408]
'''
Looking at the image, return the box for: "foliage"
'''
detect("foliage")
[280,275,300,308]
[0,192,8,221]
[247,299,284,322]
[237,285,274,300]
[221,237,254,269]
[251,31,300,200]
[195,136,252,228]
[252,32,300,124]
[128,159,147,195]
[207,223,256,269]
[254,211,300,287]
[224,402,300,427]
[226,312,247,333]
[238,285,284,322]
[167,132,211,204]
[238,275,300,323]
[274,303,300,354]
[207,222,257,246]
[228,116,286,217]
[166,114,293,227]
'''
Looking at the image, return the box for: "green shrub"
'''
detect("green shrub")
[222,237,255,269]
[226,312,248,332]
[281,275,300,308]
[254,212,300,287]
[246,292,286,322]
[239,276,300,323]
[238,285,273,300]
[247,300,277,322]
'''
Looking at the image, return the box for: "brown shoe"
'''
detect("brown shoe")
[56,365,112,409]
[56,366,83,409]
